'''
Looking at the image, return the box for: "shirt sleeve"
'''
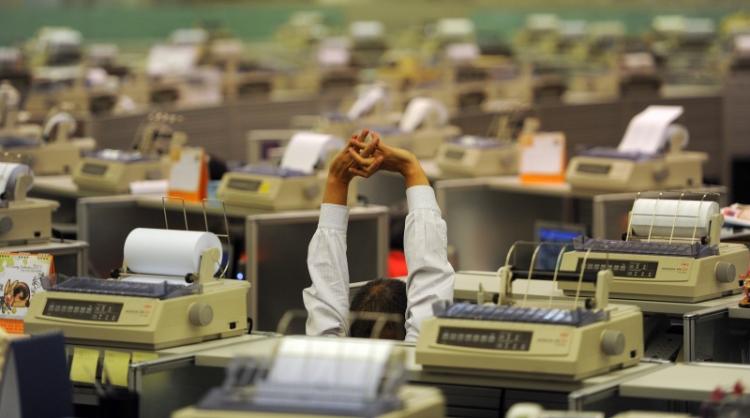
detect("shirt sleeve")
[403,185,455,343]
[303,203,351,337]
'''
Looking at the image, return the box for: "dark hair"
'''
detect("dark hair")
[349,278,407,340]
[12,282,30,306]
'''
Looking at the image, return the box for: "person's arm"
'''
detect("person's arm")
[401,169,454,343]
[303,136,382,337]
[303,202,351,337]
[350,133,454,343]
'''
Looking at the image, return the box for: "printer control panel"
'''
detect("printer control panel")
[228,178,263,192]
[444,149,466,160]
[81,163,108,176]
[42,299,123,322]
[578,258,659,279]
[576,163,612,175]
[438,326,532,351]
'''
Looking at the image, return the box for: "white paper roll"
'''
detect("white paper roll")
[0,162,32,200]
[399,97,448,133]
[630,199,719,239]
[123,228,222,276]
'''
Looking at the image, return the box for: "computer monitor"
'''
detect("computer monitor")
[534,221,586,271]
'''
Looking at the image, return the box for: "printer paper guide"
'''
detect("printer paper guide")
[280,132,343,174]
[267,337,393,398]
[617,105,684,155]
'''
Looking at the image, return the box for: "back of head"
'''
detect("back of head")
[350,278,407,340]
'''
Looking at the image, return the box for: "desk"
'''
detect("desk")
[437,178,725,272]
[683,301,750,363]
[189,336,667,417]
[70,333,275,418]
[619,363,750,403]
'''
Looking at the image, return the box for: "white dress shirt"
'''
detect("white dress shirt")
[303,185,455,343]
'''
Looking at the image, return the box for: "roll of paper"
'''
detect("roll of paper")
[399,97,448,133]
[0,162,31,200]
[630,199,719,239]
[123,228,222,276]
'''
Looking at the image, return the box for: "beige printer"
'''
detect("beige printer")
[293,83,396,140]
[373,97,460,159]
[0,81,40,140]
[556,194,750,303]
[0,162,58,246]
[72,113,185,193]
[173,336,445,418]
[218,131,354,211]
[0,82,94,175]
[25,227,250,350]
[567,105,707,192]
[416,244,643,382]
[16,111,95,175]
[436,115,536,177]
[436,135,518,177]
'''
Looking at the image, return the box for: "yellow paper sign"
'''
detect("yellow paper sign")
[131,351,159,363]
[70,347,99,384]
[102,350,131,387]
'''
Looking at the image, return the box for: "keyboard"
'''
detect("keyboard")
[436,302,608,327]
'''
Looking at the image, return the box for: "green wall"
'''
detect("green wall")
[0,2,746,46]
[0,5,343,45]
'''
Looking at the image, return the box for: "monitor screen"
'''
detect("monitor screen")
[534,222,586,271]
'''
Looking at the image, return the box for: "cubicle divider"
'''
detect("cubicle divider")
[76,195,389,333]
[451,93,726,184]
[723,72,750,202]
[436,179,725,272]
[246,207,389,331]
[89,96,343,162]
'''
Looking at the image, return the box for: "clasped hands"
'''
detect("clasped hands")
[324,129,428,205]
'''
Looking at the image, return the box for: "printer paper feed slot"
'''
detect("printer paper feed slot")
[121,275,191,287]
[347,84,386,120]
[279,132,343,175]
[617,105,683,155]
[399,97,448,133]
